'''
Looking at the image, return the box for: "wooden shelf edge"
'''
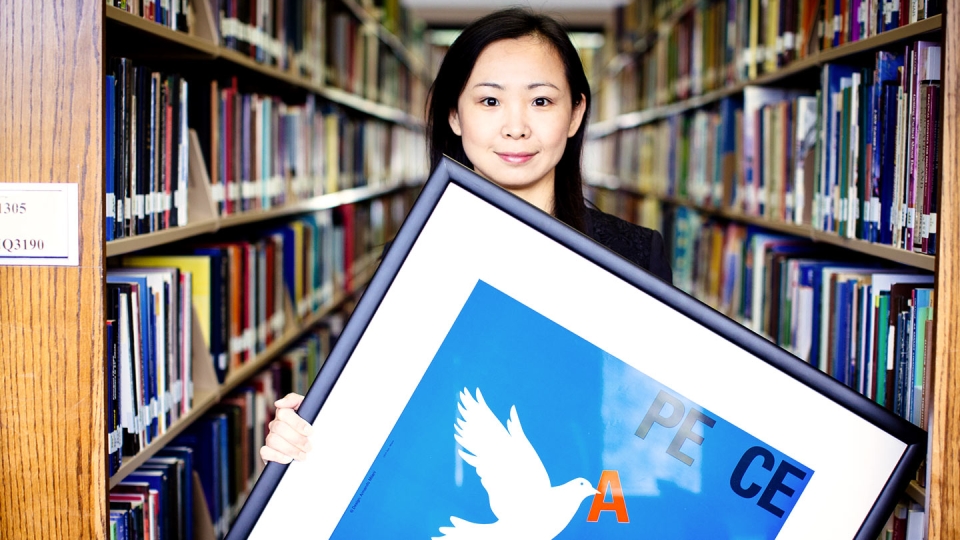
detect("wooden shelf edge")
[105,6,219,56]
[819,15,943,64]
[218,48,319,92]
[317,85,422,128]
[108,260,380,488]
[106,183,421,257]
[588,181,936,271]
[109,388,221,488]
[216,182,413,227]
[592,16,944,135]
[106,219,220,257]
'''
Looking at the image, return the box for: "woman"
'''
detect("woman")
[260,7,672,466]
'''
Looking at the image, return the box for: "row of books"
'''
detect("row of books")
[104,195,404,474]
[106,266,195,474]
[104,59,427,235]
[110,0,190,32]
[194,77,425,216]
[600,0,943,119]
[586,38,943,255]
[662,207,934,429]
[881,502,926,540]
[106,58,191,241]
[109,324,340,540]
[812,42,941,253]
[216,0,325,81]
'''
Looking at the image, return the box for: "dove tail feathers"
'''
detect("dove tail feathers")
[432,517,496,540]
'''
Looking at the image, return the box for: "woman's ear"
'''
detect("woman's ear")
[568,93,587,137]
[448,109,463,136]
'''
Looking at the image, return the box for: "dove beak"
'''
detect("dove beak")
[595,489,601,495]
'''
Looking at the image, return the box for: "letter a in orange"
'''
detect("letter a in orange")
[587,470,629,523]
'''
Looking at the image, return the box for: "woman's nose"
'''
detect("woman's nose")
[501,106,530,139]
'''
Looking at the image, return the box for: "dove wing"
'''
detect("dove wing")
[454,388,551,521]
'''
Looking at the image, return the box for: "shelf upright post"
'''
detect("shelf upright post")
[0,0,106,538]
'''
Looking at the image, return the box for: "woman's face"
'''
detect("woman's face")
[449,35,586,213]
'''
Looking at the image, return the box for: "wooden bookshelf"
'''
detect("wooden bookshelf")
[590,15,943,135]
[0,1,425,537]
[104,5,423,128]
[108,253,381,488]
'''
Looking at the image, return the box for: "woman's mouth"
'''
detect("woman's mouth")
[496,152,536,164]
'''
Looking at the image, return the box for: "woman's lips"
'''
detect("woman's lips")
[496,152,535,164]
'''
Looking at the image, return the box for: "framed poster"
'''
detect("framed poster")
[228,157,925,540]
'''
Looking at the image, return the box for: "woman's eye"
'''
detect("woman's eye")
[482,97,499,106]
[533,97,551,106]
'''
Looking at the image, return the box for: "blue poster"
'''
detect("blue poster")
[331,280,814,539]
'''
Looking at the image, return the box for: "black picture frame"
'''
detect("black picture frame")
[227,156,926,540]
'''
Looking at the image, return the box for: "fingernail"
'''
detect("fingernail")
[298,452,307,461]
[304,441,313,452]
[302,424,313,437]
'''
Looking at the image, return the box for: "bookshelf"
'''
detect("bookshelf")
[0,0,426,537]
[590,1,959,537]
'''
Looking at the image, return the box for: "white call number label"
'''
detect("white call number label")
[0,183,79,266]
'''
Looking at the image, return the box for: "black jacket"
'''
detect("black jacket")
[585,208,673,285]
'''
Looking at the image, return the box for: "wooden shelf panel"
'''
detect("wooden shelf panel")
[105,6,423,127]
[106,182,419,257]
[106,219,219,257]
[218,47,321,92]
[105,6,218,56]
[317,86,421,128]
[108,259,380,488]
[218,182,410,229]
[588,181,936,271]
[591,15,943,134]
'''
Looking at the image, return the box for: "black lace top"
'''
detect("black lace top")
[584,208,673,285]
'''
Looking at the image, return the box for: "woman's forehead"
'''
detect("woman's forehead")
[469,37,567,86]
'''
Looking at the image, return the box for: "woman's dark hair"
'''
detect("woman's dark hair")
[426,8,591,232]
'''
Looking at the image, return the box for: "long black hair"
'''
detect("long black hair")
[426,8,591,232]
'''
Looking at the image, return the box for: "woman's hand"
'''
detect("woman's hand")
[260,393,314,465]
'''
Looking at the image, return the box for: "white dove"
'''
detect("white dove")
[433,388,599,540]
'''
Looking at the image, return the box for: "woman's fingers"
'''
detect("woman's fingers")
[260,444,294,465]
[275,392,305,411]
[276,406,313,438]
[260,393,313,465]
[264,422,312,463]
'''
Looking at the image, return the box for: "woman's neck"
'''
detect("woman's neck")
[504,180,555,216]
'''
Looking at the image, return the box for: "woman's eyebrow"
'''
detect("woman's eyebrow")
[471,82,560,90]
